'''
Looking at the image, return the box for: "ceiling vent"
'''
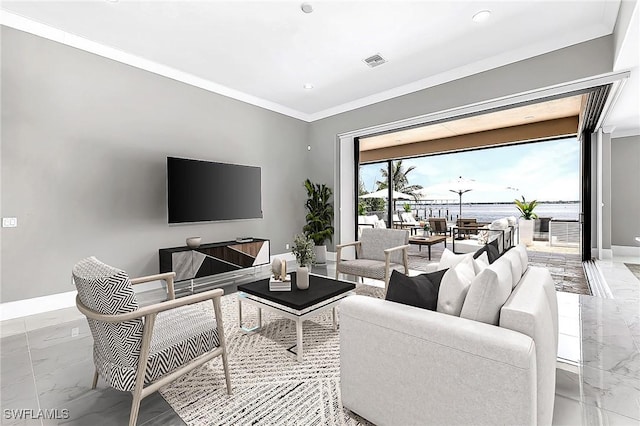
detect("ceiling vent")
[363,54,387,68]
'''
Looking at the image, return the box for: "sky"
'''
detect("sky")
[359,137,580,203]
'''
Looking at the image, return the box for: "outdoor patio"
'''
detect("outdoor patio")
[406,238,590,295]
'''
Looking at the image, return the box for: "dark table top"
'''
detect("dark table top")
[237,273,356,311]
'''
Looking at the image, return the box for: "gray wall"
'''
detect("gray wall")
[308,36,614,250]
[611,135,640,246]
[1,27,309,302]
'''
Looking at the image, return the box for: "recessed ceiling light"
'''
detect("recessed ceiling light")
[472,10,491,23]
[303,83,314,90]
[301,3,313,14]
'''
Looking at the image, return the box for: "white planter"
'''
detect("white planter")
[313,245,327,264]
[296,266,310,290]
[519,219,535,246]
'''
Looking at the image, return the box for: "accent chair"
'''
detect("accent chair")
[428,218,449,236]
[72,257,231,426]
[335,228,409,290]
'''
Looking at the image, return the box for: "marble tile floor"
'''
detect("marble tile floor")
[406,240,591,295]
[1,257,638,425]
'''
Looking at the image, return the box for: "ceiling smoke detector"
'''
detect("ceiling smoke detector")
[363,54,387,68]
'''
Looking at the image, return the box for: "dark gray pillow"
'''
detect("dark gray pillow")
[474,239,500,263]
[385,269,448,311]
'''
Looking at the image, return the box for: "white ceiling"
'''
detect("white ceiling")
[1,0,634,129]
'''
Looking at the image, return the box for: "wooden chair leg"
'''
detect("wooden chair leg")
[129,389,143,426]
[92,369,99,389]
[222,350,232,395]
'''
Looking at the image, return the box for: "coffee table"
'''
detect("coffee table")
[408,235,447,260]
[237,273,356,361]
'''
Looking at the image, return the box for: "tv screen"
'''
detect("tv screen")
[167,156,263,224]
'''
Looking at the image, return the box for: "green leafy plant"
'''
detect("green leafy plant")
[514,196,539,220]
[303,179,334,246]
[358,202,367,215]
[403,203,411,212]
[291,234,315,267]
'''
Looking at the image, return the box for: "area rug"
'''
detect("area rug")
[624,263,640,281]
[159,285,382,425]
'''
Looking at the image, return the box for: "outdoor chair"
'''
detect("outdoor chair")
[392,213,403,229]
[336,228,409,290]
[428,218,449,236]
[72,257,232,426]
[456,218,483,238]
[400,212,420,226]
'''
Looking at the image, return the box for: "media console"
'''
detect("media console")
[159,238,270,282]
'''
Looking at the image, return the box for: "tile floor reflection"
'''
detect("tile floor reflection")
[1,256,639,425]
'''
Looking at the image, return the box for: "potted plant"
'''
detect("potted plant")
[291,234,315,290]
[422,222,431,237]
[403,203,411,213]
[515,196,538,246]
[303,179,334,264]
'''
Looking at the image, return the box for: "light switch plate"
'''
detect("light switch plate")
[2,217,17,228]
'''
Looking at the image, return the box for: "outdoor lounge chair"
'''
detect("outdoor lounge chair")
[428,218,449,236]
[400,212,420,226]
[335,228,409,290]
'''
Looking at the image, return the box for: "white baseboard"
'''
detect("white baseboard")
[271,252,295,262]
[1,252,307,321]
[0,290,77,321]
[600,249,613,260]
[612,245,640,257]
[269,252,337,263]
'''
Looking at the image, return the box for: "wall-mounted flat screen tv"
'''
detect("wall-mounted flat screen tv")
[167,156,263,224]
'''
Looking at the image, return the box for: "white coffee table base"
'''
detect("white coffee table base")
[238,291,349,362]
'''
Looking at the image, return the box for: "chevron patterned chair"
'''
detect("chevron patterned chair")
[72,257,231,426]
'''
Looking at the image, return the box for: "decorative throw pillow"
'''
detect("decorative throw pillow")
[512,244,529,275]
[489,218,509,230]
[473,241,500,264]
[437,248,474,271]
[501,249,523,288]
[460,259,513,325]
[436,255,476,316]
[473,251,490,275]
[385,269,447,311]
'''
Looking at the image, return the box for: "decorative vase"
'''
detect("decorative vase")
[313,245,327,265]
[296,266,310,290]
[186,237,201,249]
[519,220,534,246]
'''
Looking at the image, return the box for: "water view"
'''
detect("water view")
[407,202,579,223]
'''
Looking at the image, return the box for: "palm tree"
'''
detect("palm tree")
[376,160,422,211]
[376,160,422,196]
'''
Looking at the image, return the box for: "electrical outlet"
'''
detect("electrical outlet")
[285,243,290,250]
[2,217,17,228]
[71,327,79,337]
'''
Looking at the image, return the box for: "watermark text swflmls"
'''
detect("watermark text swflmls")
[3,409,70,420]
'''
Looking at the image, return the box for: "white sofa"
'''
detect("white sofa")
[340,244,558,426]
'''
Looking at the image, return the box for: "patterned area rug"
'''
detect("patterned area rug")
[159,285,383,425]
[624,263,640,281]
